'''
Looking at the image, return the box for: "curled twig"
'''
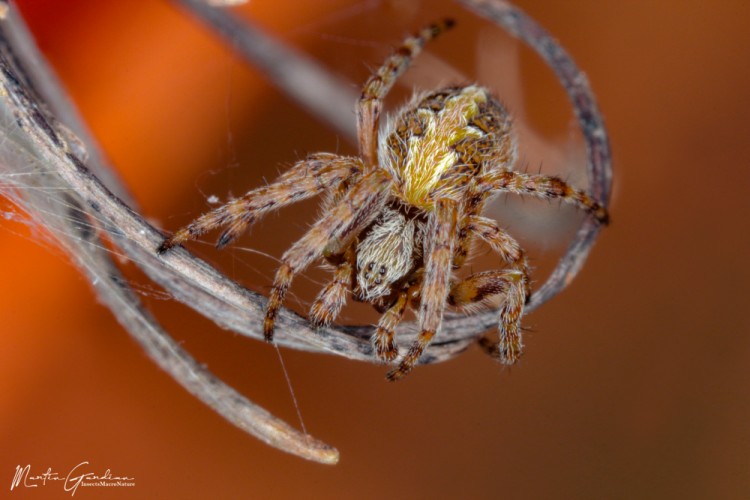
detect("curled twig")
[0,0,611,463]
[457,0,612,316]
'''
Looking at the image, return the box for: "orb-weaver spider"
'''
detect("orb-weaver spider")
[158,19,609,380]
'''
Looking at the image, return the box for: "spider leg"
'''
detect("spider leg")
[386,199,458,381]
[357,18,455,165]
[157,153,363,254]
[482,170,609,224]
[309,245,356,328]
[264,170,390,341]
[452,189,489,269]
[372,285,417,362]
[464,215,530,364]
[448,270,509,312]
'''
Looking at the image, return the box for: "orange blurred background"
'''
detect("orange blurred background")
[2,0,749,498]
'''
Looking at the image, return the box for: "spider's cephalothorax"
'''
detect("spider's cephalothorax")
[158,19,609,381]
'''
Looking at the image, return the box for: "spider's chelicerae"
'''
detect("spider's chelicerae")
[158,19,609,381]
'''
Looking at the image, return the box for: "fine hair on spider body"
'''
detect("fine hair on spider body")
[158,19,609,381]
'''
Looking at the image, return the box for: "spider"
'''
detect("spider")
[158,19,609,381]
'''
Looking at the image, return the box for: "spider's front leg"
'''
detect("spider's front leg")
[157,153,362,254]
[367,287,408,362]
[264,170,390,341]
[386,199,458,381]
[371,279,427,362]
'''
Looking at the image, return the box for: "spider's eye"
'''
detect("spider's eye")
[367,262,374,271]
[375,278,382,285]
[379,266,387,275]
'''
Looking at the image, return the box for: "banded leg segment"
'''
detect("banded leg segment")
[372,287,409,362]
[452,189,490,269]
[466,215,527,268]
[309,245,356,328]
[264,170,390,340]
[482,170,609,224]
[448,270,509,312]
[357,19,455,165]
[387,199,458,381]
[158,153,363,253]
[467,216,529,364]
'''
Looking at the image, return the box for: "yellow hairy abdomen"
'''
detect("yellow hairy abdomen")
[399,87,485,208]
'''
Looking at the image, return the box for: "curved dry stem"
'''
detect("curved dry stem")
[452,0,612,329]
[0,2,339,464]
[175,0,358,139]
[0,0,610,463]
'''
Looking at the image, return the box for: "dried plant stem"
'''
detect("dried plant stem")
[457,0,613,318]
[0,2,340,464]
[0,0,611,463]
[175,0,359,139]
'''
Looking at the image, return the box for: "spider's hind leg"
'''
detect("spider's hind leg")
[483,170,609,224]
[157,153,362,254]
[357,18,455,165]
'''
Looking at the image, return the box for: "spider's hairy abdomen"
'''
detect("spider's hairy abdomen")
[379,85,515,209]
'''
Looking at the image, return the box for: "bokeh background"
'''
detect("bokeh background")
[2,0,749,498]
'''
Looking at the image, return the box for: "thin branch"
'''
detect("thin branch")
[175,0,359,139]
[0,0,134,205]
[0,1,338,464]
[203,0,249,7]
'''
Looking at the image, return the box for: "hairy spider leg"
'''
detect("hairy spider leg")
[481,170,610,224]
[435,95,517,269]
[387,199,458,381]
[263,170,390,341]
[448,270,509,311]
[157,153,363,254]
[464,216,529,364]
[449,214,528,304]
[372,280,426,362]
[309,245,357,328]
[357,18,455,166]
[307,167,368,327]
[451,189,489,269]
[372,288,409,362]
